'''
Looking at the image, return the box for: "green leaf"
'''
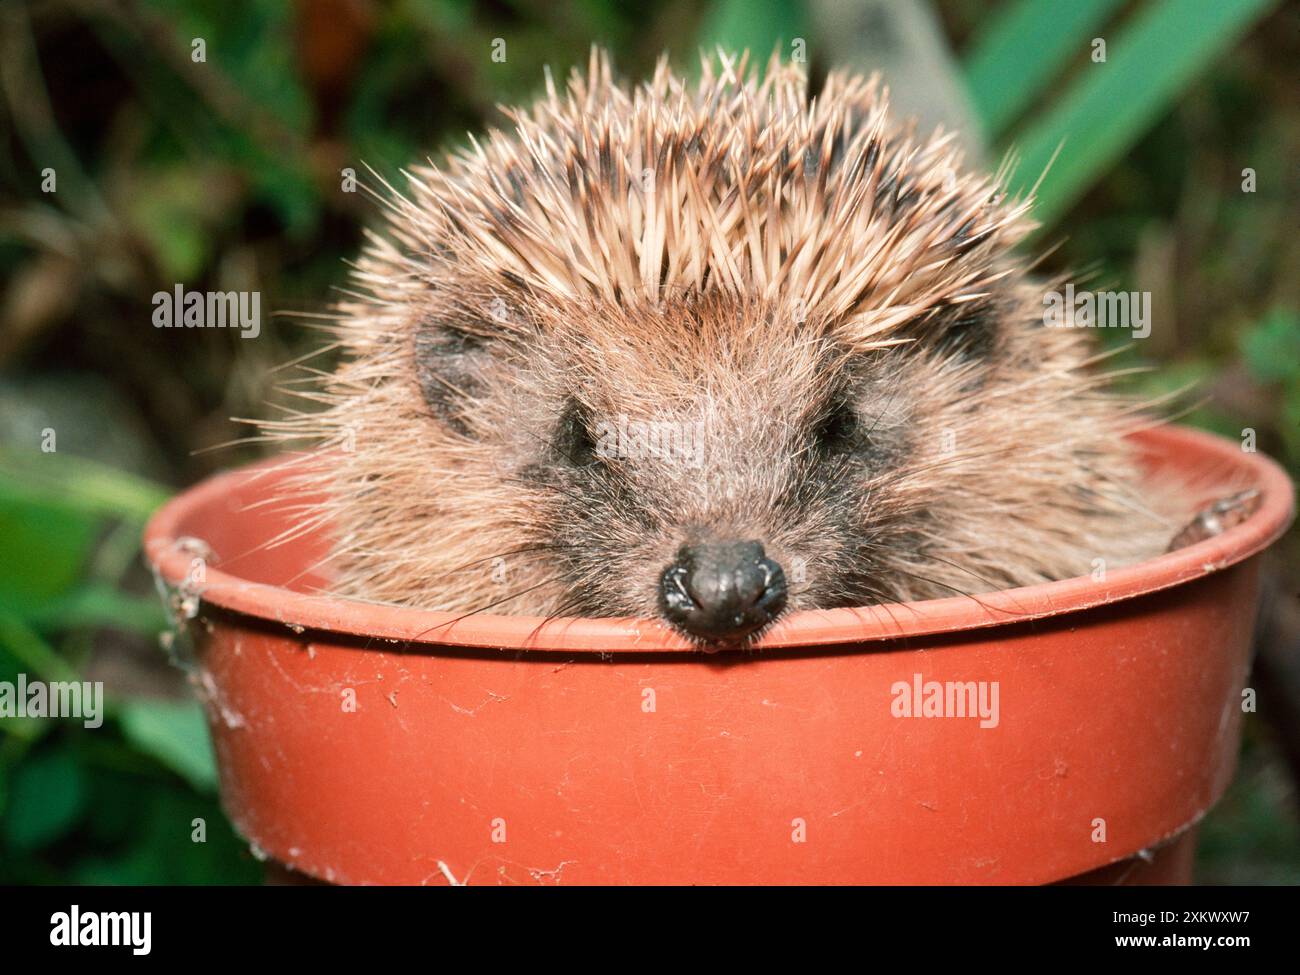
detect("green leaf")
[0,612,79,685]
[69,783,261,884]
[963,0,1126,138]
[0,451,169,618]
[696,0,809,61]
[0,495,98,615]
[3,747,88,853]
[1005,0,1280,230]
[1240,307,1300,386]
[0,448,171,522]
[118,699,218,792]
[28,586,167,636]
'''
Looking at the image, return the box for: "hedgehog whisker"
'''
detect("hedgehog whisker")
[883,566,1015,618]
[523,590,602,645]
[909,552,1032,616]
[840,585,917,636]
[416,577,565,636]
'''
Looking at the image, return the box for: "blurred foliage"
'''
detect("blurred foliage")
[992,0,1280,227]
[963,0,1127,138]
[0,447,249,881]
[0,0,1297,884]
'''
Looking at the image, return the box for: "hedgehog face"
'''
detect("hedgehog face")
[459,296,965,646]
[389,280,1075,648]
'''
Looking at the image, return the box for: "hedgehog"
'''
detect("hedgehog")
[260,49,1204,647]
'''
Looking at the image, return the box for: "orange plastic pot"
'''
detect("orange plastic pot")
[145,425,1293,885]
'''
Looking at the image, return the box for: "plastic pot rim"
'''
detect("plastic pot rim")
[144,424,1295,654]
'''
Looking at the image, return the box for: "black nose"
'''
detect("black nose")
[659,540,788,644]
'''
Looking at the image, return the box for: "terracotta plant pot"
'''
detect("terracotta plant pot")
[144,425,1293,885]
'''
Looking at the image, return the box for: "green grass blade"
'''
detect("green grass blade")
[0,612,80,684]
[962,0,1126,138]
[1006,0,1279,230]
[28,586,168,636]
[0,449,171,522]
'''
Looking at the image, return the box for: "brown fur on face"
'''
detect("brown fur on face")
[261,49,1184,637]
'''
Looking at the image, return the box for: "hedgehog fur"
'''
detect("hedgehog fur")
[258,48,1188,641]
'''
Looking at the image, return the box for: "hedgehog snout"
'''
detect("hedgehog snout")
[658,540,787,646]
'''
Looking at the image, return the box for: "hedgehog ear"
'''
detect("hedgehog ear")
[413,320,498,437]
[936,303,998,361]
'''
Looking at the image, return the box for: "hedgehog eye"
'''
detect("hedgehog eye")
[813,399,859,454]
[555,399,600,468]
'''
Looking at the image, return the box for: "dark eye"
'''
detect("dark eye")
[555,399,600,467]
[813,398,859,454]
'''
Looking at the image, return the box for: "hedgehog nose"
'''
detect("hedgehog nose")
[659,540,788,645]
